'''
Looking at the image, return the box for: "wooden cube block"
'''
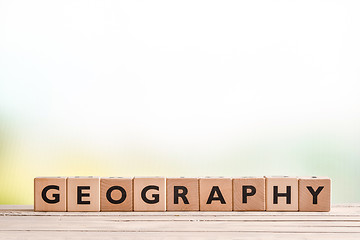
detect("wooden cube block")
[233,177,265,211]
[34,177,67,212]
[299,176,331,212]
[265,176,298,211]
[67,176,100,212]
[199,178,232,211]
[166,178,199,211]
[133,177,166,211]
[100,177,133,212]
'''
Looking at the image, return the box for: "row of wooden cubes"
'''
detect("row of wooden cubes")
[34,176,330,212]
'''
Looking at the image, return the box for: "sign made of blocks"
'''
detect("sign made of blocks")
[34,176,331,212]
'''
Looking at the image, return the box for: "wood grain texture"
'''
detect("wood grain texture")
[133,177,166,211]
[265,176,299,211]
[100,177,133,212]
[34,177,67,212]
[299,176,331,212]
[0,205,360,239]
[166,178,199,211]
[67,177,100,212]
[199,178,232,211]
[233,177,265,211]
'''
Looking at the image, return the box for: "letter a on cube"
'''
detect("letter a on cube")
[199,178,232,211]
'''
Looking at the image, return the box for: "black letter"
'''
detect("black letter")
[242,185,256,203]
[77,186,90,204]
[141,185,159,204]
[206,186,226,204]
[273,186,291,204]
[306,186,324,204]
[41,185,60,204]
[106,186,127,204]
[174,186,189,204]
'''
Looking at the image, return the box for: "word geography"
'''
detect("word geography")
[34,176,331,212]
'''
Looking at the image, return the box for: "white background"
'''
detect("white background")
[0,0,360,203]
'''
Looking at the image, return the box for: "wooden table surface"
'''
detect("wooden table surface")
[1,204,360,239]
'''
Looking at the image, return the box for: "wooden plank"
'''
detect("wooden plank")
[1,231,360,240]
[0,205,359,239]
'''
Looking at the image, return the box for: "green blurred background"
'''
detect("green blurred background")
[1,0,360,204]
